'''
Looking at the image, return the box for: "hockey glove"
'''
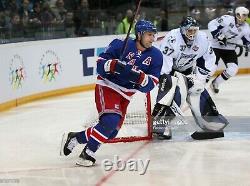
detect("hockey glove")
[104,59,126,74]
[245,43,250,52]
[129,68,149,87]
[216,33,227,46]
[137,71,149,87]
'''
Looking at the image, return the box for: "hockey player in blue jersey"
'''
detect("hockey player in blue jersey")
[60,20,163,167]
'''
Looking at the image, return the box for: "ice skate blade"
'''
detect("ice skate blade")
[60,133,67,156]
[76,158,95,167]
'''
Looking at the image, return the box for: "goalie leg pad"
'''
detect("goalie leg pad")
[152,101,187,140]
[156,74,178,106]
[187,89,229,132]
[152,103,175,140]
[152,72,189,140]
[173,71,188,107]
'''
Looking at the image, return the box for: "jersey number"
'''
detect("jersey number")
[162,46,174,56]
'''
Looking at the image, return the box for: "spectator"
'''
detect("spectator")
[52,0,67,24]
[154,9,168,31]
[46,0,57,8]
[9,13,24,37]
[18,0,32,27]
[6,0,18,13]
[64,0,78,12]
[73,0,89,37]
[115,9,135,35]
[29,2,42,27]
[0,11,6,28]
[0,0,7,12]
[40,2,56,27]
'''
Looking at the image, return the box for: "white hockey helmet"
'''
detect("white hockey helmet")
[235,7,249,24]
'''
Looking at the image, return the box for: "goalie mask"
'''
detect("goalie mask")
[235,7,249,25]
[180,16,199,41]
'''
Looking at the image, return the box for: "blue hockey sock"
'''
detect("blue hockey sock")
[108,129,119,139]
[86,113,121,152]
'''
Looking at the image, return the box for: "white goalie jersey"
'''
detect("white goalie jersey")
[159,28,216,80]
[208,15,250,50]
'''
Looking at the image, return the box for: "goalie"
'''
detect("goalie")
[152,16,229,140]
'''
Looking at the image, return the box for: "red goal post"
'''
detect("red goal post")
[107,92,152,143]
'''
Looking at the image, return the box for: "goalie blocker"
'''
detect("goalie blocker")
[152,72,229,140]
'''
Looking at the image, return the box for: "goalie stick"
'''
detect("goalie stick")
[191,131,224,140]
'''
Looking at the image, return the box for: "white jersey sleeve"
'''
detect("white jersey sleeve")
[159,31,176,75]
[194,32,216,82]
[241,23,250,45]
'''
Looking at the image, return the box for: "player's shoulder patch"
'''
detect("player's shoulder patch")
[166,29,178,44]
[168,35,176,44]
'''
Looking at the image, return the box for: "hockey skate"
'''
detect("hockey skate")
[210,79,219,94]
[154,127,172,140]
[76,146,96,167]
[60,132,79,156]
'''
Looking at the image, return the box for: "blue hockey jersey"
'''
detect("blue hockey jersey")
[96,38,163,100]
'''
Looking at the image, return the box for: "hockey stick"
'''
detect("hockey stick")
[227,41,249,57]
[120,0,142,60]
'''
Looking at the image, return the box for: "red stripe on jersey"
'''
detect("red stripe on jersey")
[97,75,136,98]
[149,75,159,85]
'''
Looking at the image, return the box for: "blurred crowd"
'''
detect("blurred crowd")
[0,0,249,43]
